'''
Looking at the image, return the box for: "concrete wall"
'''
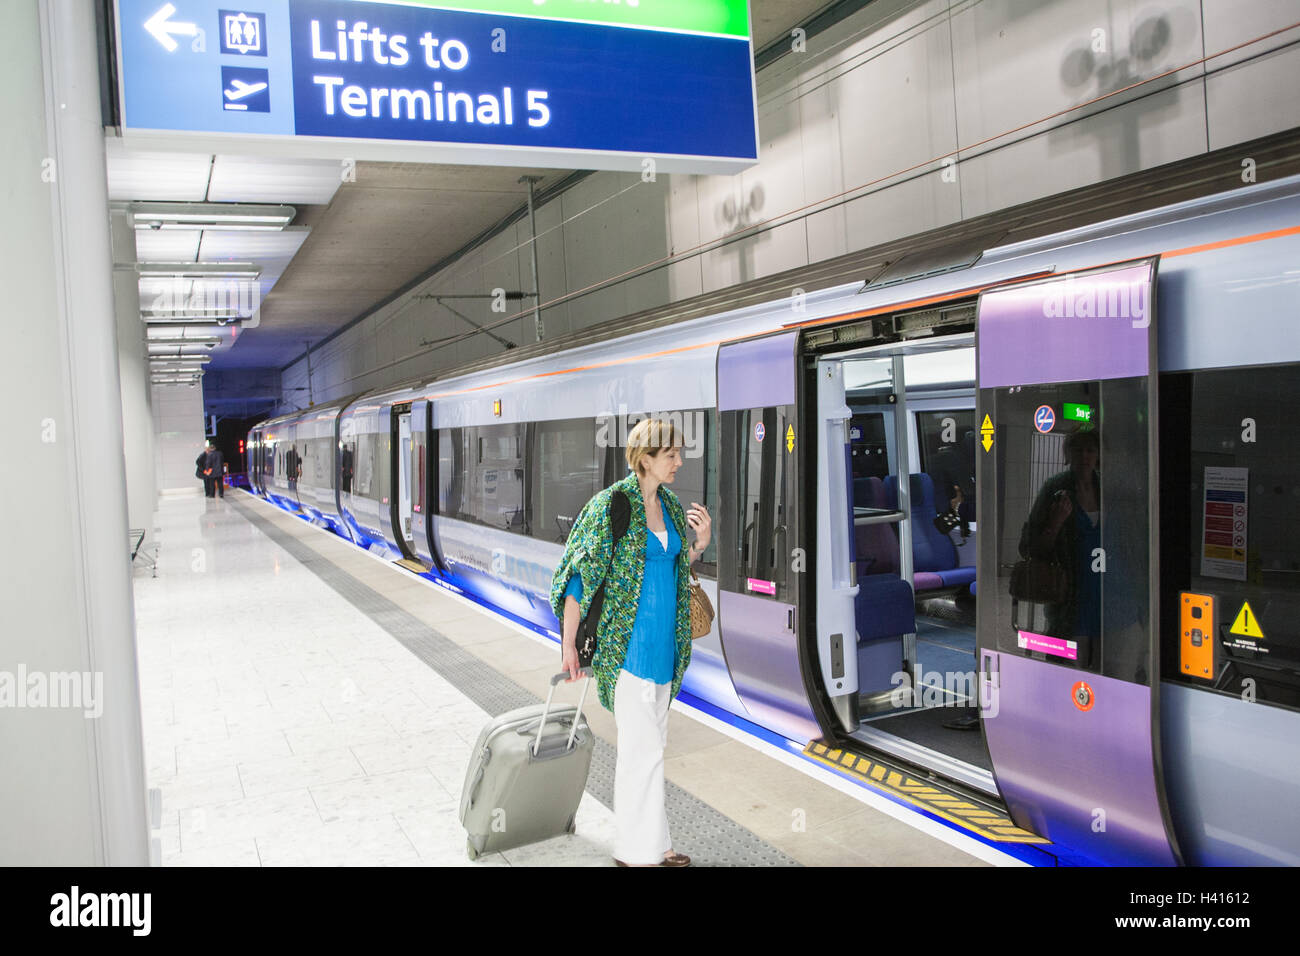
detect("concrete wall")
[280,0,1300,407]
[153,384,207,495]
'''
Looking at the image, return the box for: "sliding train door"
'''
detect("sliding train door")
[410,400,443,570]
[717,331,821,742]
[389,402,421,564]
[976,258,1180,864]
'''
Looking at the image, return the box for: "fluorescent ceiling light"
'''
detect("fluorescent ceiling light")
[137,261,262,279]
[146,327,224,341]
[148,347,218,356]
[130,202,295,231]
[141,317,244,329]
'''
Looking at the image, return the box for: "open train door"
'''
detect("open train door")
[717,330,827,742]
[409,399,444,572]
[976,257,1180,865]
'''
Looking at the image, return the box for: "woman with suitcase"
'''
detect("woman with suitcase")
[549,417,711,867]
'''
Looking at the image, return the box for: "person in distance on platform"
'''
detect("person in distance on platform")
[549,418,711,868]
[196,440,219,498]
[210,441,226,498]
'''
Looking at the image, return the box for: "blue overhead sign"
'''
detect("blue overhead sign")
[112,0,760,173]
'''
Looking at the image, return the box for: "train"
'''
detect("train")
[246,172,1300,866]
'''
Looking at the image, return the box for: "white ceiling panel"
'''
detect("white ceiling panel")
[104,139,212,201]
[133,229,202,261]
[197,226,310,261]
[207,155,344,205]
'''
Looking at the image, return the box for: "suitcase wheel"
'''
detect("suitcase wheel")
[466,838,479,861]
[566,816,576,835]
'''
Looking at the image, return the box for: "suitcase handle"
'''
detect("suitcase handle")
[534,667,593,757]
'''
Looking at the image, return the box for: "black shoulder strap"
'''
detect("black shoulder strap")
[608,490,631,545]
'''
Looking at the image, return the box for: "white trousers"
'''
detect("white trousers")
[613,669,672,864]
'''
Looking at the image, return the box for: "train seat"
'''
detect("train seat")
[851,477,915,693]
[883,473,976,591]
[852,477,899,577]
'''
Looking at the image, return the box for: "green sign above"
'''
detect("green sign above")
[1064,403,1093,422]
[396,0,751,38]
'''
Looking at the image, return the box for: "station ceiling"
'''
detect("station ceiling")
[108,0,840,376]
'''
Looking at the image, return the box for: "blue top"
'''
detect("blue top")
[563,489,681,684]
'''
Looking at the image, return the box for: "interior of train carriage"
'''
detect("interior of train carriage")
[812,328,994,785]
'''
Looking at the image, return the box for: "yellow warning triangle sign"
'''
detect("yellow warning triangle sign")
[1230,601,1265,640]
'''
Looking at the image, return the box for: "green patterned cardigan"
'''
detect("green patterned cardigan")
[548,472,693,712]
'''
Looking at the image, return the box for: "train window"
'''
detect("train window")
[355,434,375,497]
[340,439,354,494]
[849,412,889,479]
[467,423,528,534]
[532,418,600,544]
[986,379,1152,683]
[1160,364,1300,711]
[917,410,976,514]
[722,406,793,602]
[438,428,467,519]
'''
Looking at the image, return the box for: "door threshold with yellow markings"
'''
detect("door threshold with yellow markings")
[803,741,1049,844]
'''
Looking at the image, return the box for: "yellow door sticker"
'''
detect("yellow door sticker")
[1229,601,1265,640]
[980,414,994,452]
[786,424,795,453]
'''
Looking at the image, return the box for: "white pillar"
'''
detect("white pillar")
[0,0,149,865]
[113,206,158,533]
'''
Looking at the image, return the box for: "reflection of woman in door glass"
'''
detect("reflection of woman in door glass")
[1019,429,1102,649]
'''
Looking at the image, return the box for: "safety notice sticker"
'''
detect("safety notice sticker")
[1200,466,1248,581]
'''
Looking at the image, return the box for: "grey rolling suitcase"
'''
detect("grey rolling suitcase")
[459,668,595,860]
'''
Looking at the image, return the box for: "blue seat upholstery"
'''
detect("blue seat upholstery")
[883,473,976,591]
[851,476,915,693]
[854,477,899,577]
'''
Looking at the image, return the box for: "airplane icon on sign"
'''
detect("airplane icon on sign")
[221,67,271,112]
[225,79,267,102]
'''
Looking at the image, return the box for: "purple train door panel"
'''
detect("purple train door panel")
[410,400,441,570]
[975,258,1180,865]
[717,331,821,743]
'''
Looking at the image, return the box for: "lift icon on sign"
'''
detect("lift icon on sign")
[220,10,266,56]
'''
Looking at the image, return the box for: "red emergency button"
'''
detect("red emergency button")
[1072,681,1094,712]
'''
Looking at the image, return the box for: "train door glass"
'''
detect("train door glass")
[410,402,434,567]
[724,407,793,599]
[397,411,415,548]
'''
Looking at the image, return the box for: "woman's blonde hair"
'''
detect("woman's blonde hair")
[625,418,681,476]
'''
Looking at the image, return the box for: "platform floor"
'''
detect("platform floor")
[132,491,991,867]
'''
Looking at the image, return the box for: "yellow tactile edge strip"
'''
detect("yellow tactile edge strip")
[803,742,1050,844]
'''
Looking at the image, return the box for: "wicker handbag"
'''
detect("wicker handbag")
[688,570,714,639]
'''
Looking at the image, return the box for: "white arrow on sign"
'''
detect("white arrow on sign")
[145,3,197,53]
